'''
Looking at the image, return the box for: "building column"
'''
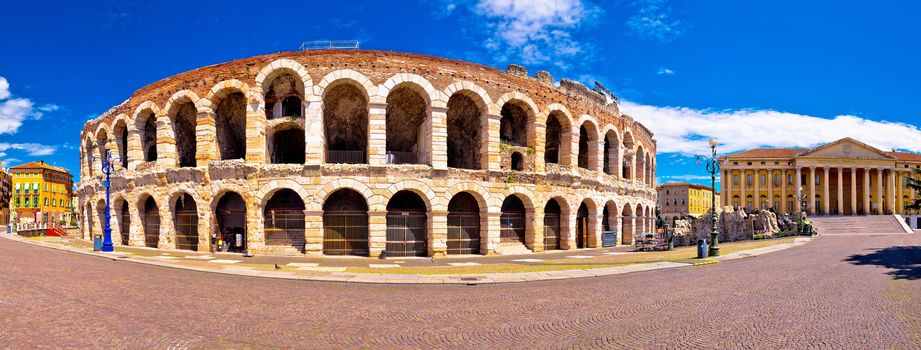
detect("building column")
[850,167,857,215]
[822,167,830,214]
[767,168,774,211]
[897,171,905,214]
[793,165,803,213]
[367,101,387,166]
[809,166,817,215]
[430,210,448,257]
[430,105,448,170]
[754,168,761,210]
[888,170,897,214]
[877,168,884,215]
[837,167,844,215]
[864,168,871,215]
[303,210,323,256]
[721,169,728,208]
[781,169,788,214]
[740,168,747,210]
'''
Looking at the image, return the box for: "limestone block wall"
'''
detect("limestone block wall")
[77,50,658,257]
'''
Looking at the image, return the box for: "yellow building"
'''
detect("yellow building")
[657,182,719,223]
[10,160,74,225]
[719,138,920,215]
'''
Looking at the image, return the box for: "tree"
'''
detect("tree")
[906,166,921,214]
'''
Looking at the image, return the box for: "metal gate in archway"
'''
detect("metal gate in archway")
[174,210,199,251]
[386,211,427,257]
[143,213,160,248]
[265,209,306,252]
[323,211,369,256]
[500,212,526,243]
[543,213,561,250]
[119,201,130,245]
[447,212,480,255]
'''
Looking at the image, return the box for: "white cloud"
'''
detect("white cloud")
[620,100,921,156]
[471,0,597,68]
[660,174,713,181]
[627,0,685,44]
[0,143,57,157]
[0,77,10,100]
[0,76,58,134]
[657,68,674,75]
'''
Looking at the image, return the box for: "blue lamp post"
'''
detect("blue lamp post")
[98,151,118,252]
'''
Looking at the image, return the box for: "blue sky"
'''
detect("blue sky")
[2,0,921,187]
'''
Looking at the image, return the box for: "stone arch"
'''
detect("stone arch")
[311,178,376,212]
[381,180,435,212]
[94,125,111,167]
[320,73,372,164]
[132,102,161,163]
[576,115,600,170]
[164,90,201,167]
[207,82,249,161]
[383,78,433,165]
[602,126,621,176]
[111,114,130,168]
[322,187,370,256]
[168,189,201,251]
[255,59,312,119]
[443,182,491,213]
[263,188,307,252]
[635,145,646,184]
[495,92,538,147]
[136,192,161,248]
[445,85,489,170]
[211,189,249,252]
[256,179,311,209]
[603,200,620,232]
[543,105,574,166]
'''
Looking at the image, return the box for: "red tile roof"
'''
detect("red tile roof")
[889,152,921,162]
[724,148,806,159]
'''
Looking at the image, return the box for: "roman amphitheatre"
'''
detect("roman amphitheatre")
[77,50,657,257]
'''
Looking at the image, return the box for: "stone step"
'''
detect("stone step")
[498,242,533,255]
[810,215,910,234]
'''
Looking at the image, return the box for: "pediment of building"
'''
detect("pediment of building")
[796,138,894,160]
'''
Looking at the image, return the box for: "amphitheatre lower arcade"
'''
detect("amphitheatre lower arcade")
[77,50,657,257]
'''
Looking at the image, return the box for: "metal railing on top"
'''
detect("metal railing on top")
[327,150,366,164]
[386,151,418,165]
[300,40,360,51]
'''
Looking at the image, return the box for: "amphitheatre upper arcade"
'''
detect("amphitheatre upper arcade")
[77,50,657,257]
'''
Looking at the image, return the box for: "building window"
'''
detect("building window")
[747,175,752,186]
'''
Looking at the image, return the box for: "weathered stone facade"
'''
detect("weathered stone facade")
[77,50,657,257]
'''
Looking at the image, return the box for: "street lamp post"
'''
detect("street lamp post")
[697,138,721,256]
[97,151,118,252]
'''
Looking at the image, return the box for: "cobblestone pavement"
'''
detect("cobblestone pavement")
[0,234,918,349]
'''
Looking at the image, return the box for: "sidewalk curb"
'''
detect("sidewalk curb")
[0,234,813,285]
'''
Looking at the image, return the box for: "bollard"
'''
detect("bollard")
[697,239,709,259]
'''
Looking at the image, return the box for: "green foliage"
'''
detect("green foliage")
[506,176,516,183]
[753,234,765,240]
[906,166,921,213]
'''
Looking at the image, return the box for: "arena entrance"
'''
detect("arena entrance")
[322,189,369,256]
[447,192,480,255]
[386,191,428,257]
[543,199,562,250]
[216,192,247,253]
[576,203,589,248]
[119,200,130,245]
[500,196,526,244]
[174,193,199,251]
[142,196,159,248]
[264,189,306,252]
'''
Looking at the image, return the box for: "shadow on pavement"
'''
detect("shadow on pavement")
[845,246,921,280]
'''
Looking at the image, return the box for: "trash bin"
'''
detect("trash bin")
[93,234,103,251]
[697,239,709,259]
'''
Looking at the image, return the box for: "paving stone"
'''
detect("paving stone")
[446,262,481,267]
[207,259,241,264]
[368,264,400,268]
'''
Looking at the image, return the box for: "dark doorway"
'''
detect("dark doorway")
[119,200,130,245]
[216,192,247,253]
[270,128,306,164]
[386,191,428,257]
[500,196,526,244]
[447,192,480,255]
[543,199,562,250]
[264,189,306,252]
[142,197,159,248]
[174,193,198,251]
[323,189,369,256]
[576,202,589,248]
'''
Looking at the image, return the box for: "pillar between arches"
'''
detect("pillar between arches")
[431,210,448,257]
[304,210,323,256]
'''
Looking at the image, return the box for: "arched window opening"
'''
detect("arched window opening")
[602,204,611,232]
[119,200,130,245]
[174,193,198,251]
[578,125,590,169]
[385,85,428,165]
[500,196,526,244]
[264,189,306,252]
[216,192,247,253]
[96,130,109,168]
[386,191,428,257]
[604,130,620,175]
[446,93,482,170]
[576,202,589,248]
[142,196,160,248]
[216,92,246,160]
[499,103,528,146]
[323,189,369,256]
[324,83,368,164]
[543,199,562,250]
[114,120,128,168]
[265,73,303,119]
[141,111,158,162]
[544,113,562,164]
[170,102,197,167]
[269,127,305,164]
[511,152,524,171]
[447,192,480,255]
